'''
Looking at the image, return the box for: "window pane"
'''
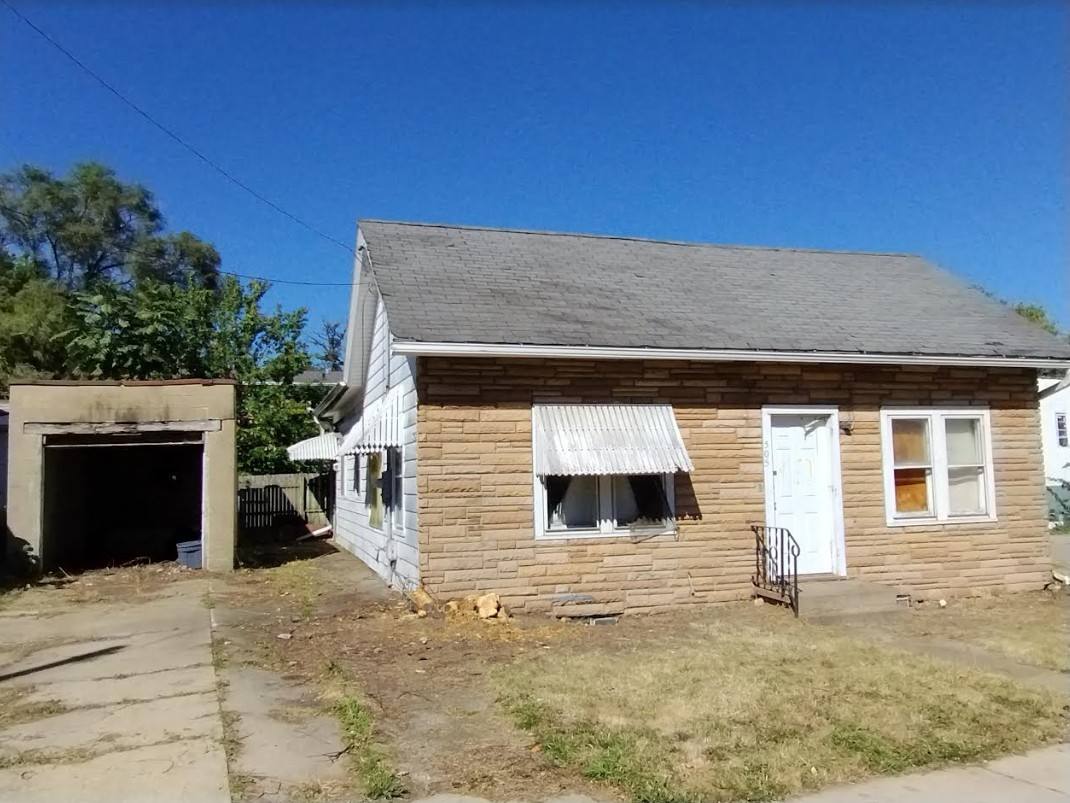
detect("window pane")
[892,418,931,467]
[948,467,986,515]
[613,475,667,527]
[894,468,931,514]
[945,418,982,466]
[366,453,383,529]
[546,475,597,529]
[1057,414,1068,447]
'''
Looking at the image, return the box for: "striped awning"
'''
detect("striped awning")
[338,386,404,456]
[286,432,341,462]
[532,404,693,476]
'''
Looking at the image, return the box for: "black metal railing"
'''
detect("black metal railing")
[751,525,800,616]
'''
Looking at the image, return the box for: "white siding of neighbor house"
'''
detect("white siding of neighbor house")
[1040,377,1070,486]
[332,291,420,590]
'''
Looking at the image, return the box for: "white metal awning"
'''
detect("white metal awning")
[285,432,341,462]
[337,386,404,456]
[532,404,693,476]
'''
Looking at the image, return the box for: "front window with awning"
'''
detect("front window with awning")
[532,404,693,538]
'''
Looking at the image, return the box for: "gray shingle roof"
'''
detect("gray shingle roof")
[359,220,1070,361]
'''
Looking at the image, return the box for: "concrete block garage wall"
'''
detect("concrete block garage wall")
[416,358,1050,614]
[5,380,237,573]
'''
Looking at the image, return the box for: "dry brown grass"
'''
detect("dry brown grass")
[0,563,198,611]
[0,686,68,729]
[495,610,1069,803]
[885,591,1070,672]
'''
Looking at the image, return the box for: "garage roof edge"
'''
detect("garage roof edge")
[8,378,239,387]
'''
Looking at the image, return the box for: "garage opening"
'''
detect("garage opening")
[42,432,204,571]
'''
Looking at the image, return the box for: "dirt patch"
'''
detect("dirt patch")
[856,590,1070,673]
[898,591,1065,672]
[212,549,614,801]
[0,563,200,612]
[0,686,68,729]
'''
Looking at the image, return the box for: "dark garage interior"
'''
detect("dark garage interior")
[41,434,204,571]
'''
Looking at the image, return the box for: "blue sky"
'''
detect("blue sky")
[2,2,1066,330]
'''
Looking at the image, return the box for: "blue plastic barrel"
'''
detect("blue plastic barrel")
[176,540,202,569]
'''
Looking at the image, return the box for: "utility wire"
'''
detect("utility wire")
[0,0,359,279]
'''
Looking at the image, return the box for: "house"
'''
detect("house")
[1039,375,1070,521]
[293,369,344,385]
[5,380,237,573]
[312,220,1070,614]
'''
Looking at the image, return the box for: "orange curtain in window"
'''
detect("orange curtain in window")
[894,468,929,512]
[891,420,929,465]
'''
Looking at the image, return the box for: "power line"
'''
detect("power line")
[0,0,357,265]
[221,270,355,287]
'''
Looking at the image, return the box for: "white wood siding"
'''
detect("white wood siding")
[333,292,420,589]
[1040,377,1070,485]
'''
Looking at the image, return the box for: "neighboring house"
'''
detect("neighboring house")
[1039,377,1070,485]
[1039,376,1070,522]
[314,220,1070,614]
[293,370,344,385]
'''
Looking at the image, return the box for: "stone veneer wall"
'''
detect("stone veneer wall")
[416,358,1049,614]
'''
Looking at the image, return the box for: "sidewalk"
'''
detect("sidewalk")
[787,743,1070,802]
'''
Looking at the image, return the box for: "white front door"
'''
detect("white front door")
[766,413,838,575]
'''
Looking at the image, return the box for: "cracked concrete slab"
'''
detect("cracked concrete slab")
[0,690,221,755]
[22,664,217,707]
[0,738,228,803]
[0,579,229,803]
[220,664,348,791]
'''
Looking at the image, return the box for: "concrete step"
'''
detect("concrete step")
[797,576,908,618]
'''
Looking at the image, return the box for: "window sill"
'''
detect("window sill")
[536,527,676,541]
[886,514,997,528]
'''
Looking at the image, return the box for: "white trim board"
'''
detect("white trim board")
[392,340,1070,370]
[761,406,848,577]
[25,420,222,435]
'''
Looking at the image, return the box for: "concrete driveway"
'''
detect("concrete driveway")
[0,579,229,803]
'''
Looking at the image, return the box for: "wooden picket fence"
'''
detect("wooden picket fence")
[237,471,334,533]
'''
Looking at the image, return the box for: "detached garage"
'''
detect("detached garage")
[5,379,236,573]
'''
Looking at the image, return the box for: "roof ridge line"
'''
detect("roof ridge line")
[356,218,919,258]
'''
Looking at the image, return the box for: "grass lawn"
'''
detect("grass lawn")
[890,591,1070,672]
[495,608,1069,803]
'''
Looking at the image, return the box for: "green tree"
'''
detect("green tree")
[237,383,331,474]
[64,275,321,472]
[0,250,70,392]
[0,162,220,290]
[63,279,209,380]
[311,319,346,372]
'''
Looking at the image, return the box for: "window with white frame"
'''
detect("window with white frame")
[365,451,384,529]
[880,408,995,524]
[341,454,360,500]
[1057,413,1068,448]
[535,473,675,538]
